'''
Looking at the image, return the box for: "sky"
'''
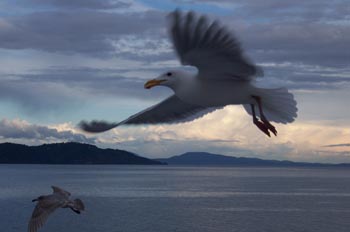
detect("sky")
[0,0,349,162]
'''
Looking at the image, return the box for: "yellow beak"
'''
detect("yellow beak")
[144,79,166,89]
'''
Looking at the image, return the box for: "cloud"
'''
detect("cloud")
[0,67,171,113]
[86,105,350,162]
[241,22,350,68]
[0,118,95,144]
[1,1,349,67]
[182,1,350,70]
[0,76,86,113]
[24,0,132,10]
[1,1,349,115]
[191,0,350,22]
[323,143,350,148]
[170,1,350,72]
[0,10,165,55]
[254,63,350,91]
[1,2,349,90]
[1,60,348,118]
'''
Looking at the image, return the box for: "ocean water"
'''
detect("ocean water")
[1,165,350,232]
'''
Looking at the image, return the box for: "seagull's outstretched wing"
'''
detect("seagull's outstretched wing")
[79,95,221,133]
[28,198,63,232]
[52,186,71,197]
[169,10,262,81]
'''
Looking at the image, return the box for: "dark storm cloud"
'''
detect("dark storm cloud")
[0,10,165,55]
[0,119,95,143]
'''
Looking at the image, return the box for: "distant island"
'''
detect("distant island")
[1,143,349,167]
[0,142,163,165]
[156,152,350,167]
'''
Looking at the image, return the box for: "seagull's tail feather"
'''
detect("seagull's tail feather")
[243,87,298,124]
[79,120,118,133]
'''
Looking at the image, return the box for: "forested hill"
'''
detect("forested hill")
[0,142,163,165]
[156,152,350,167]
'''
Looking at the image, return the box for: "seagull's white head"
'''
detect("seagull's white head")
[144,70,191,90]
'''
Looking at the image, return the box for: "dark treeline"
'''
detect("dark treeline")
[0,142,163,165]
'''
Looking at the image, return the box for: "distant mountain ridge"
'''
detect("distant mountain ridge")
[156,152,350,167]
[1,143,349,167]
[0,142,163,165]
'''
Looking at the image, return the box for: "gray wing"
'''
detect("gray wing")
[79,95,221,133]
[28,198,63,232]
[51,186,71,197]
[169,10,262,81]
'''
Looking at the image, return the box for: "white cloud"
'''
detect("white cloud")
[0,118,96,144]
[80,106,350,162]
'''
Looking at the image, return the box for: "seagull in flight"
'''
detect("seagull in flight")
[79,10,297,137]
[28,186,85,232]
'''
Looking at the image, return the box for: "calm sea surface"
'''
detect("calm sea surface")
[1,165,350,232]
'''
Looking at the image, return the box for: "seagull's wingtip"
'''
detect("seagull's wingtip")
[78,120,118,133]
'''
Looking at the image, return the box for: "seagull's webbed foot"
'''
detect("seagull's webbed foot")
[253,118,271,137]
[251,96,277,137]
[262,119,277,136]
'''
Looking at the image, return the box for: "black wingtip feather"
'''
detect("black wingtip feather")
[78,120,118,133]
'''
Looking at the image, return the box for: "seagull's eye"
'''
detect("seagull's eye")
[166,72,172,77]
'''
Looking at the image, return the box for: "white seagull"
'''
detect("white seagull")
[79,10,297,137]
[28,186,85,232]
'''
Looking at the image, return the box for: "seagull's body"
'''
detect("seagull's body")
[169,72,256,106]
[28,186,85,232]
[80,10,297,136]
